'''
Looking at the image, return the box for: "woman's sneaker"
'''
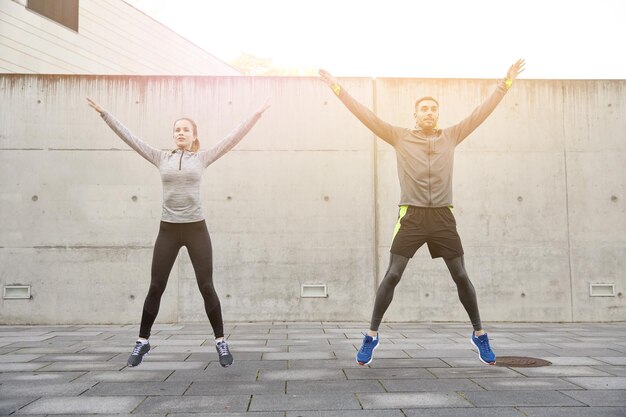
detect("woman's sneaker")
[356,333,379,365]
[216,340,234,367]
[471,332,496,365]
[127,341,150,367]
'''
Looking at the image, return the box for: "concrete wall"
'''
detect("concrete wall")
[0,74,624,325]
[0,0,240,75]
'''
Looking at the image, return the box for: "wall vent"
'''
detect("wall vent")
[589,283,616,297]
[3,285,31,299]
[301,284,328,298]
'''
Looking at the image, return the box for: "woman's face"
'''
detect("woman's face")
[173,119,196,150]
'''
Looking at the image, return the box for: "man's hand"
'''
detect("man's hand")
[506,59,526,82]
[318,69,339,88]
[86,97,104,114]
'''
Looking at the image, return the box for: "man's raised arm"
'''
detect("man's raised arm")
[319,69,398,146]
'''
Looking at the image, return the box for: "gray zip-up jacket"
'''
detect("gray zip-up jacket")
[100,110,262,223]
[336,81,509,207]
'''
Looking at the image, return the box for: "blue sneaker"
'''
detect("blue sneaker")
[471,332,496,365]
[356,333,379,365]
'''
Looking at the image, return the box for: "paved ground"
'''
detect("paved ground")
[0,322,625,416]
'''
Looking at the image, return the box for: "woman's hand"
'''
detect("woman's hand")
[86,97,105,114]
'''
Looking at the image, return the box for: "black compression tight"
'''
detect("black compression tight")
[139,221,224,339]
[369,254,482,332]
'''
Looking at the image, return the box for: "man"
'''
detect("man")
[319,59,525,366]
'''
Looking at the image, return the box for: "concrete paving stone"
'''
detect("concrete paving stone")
[186,381,285,395]
[17,396,145,414]
[249,393,361,411]
[428,366,522,378]
[259,368,346,381]
[439,358,488,367]
[405,349,476,358]
[187,352,264,361]
[111,352,191,362]
[163,334,213,340]
[354,358,449,368]
[380,378,484,392]
[471,377,581,390]
[32,353,117,362]
[0,362,50,372]
[262,351,335,361]
[0,332,51,337]
[545,348,625,357]
[203,360,287,370]
[415,343,472,350]
[287,345,345,353]
[148,339,206,346]
[225,346,288,353]
[512,365,615,377]
[0,336,55,344]
[595,357,626,365]
[345,367,435,380]
[550,342,625,349]
[122,361,207,371]
[287,379,385,394]
[141,345,212,353]
[136,395,250,413]
[0,371,84,383]
[286,411,405,417]
[403,408,525,417]
[0,397,39,415]
[47,414,163,417]
[35,361,124,372]
[65,345,132,354]
[335,349,409,360]
[462,390,586,407]
[1,381,97,397]
[359,392,472,409]
[286,358,358,369]
[166,369,259,382]
[46,331,103,337]
[266,339,321,346]
[0,354,43,362]
[74,370,173,382]
[561,390,626,406]
[519,407,626,417]
[594,366,626,376]
[493,349,561,358]
[84,381,190,396]
[228,333,286,340]
[538,356,608,366]
[172,413,282,417]
[564,377,626,389]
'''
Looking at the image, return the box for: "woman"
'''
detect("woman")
[87,97,270,367]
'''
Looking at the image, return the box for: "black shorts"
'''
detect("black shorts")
[390,205,464,259]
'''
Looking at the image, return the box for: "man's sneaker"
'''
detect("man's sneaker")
[127,341,150,367]
[356,333,379,365]
[216,340,233,367]
[471,332,496,365]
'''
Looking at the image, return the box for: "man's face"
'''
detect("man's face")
[414,100,439,131]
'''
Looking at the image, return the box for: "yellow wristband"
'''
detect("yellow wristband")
[505,78,513,89]
[331,84,341,96]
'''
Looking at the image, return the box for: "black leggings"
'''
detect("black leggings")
[139,220,223,339]
[370,254,482,332]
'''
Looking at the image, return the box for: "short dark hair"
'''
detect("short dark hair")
[414,96,439,111]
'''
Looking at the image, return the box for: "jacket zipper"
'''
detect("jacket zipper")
[428,137,432,205]
[179,149,184,170]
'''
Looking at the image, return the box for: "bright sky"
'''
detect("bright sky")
[125,0,626,79]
